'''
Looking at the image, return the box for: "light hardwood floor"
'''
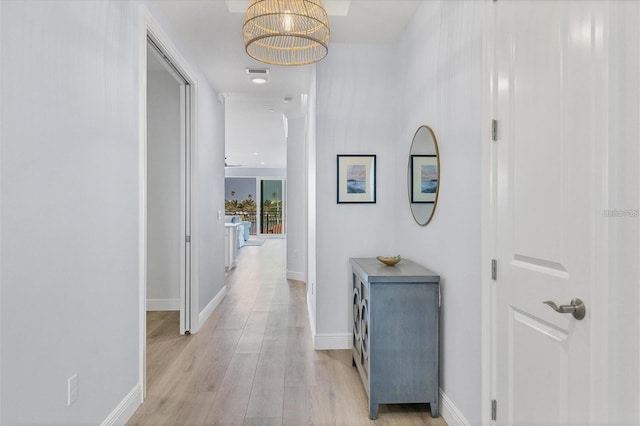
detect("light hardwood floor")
[128,239,447,426]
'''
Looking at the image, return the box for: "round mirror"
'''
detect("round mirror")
[407,126,440,226]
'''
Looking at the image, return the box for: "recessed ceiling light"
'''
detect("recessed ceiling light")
[253,152,259,155]
[251,77,267,84]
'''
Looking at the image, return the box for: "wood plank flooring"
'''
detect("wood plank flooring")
[128,239,447,425]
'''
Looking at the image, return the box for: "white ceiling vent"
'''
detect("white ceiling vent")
[245,68,269,75]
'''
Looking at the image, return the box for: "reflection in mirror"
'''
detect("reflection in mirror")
[408,126,439,226]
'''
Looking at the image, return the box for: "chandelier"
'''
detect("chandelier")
[243,0,330,66]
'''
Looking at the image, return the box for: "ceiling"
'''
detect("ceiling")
[150,0,421,169]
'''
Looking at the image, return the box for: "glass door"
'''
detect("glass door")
[260,180,285,235]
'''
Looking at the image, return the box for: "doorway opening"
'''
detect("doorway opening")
[146,36,193,335]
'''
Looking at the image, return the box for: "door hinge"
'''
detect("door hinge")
[186,235,191,243]
[491,259,497,280]
[491,399,497,421]
[491,119,498,141]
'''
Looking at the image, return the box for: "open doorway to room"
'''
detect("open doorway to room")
[142,28,199,399]
[146,41,182,330]
[145,38,193,334]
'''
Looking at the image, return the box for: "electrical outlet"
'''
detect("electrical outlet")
[68,373,79,406]
[217,210,222,220]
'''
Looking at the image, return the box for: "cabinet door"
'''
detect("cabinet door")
[352,286,361,358]
[359,277,370,382]
[360,296,369,379]
[369,283,438,403]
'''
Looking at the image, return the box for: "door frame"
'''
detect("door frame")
[139,8,201,398]
[480,2,495,424]
[481,2,611,424]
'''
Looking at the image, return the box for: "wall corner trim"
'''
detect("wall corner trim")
[198,285,227,327]
[101,384,142,426]
[440,388,471,426]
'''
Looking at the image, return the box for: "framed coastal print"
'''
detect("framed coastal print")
[411,155,438,203]
[337,155,376,203]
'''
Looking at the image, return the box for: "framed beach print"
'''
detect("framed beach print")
[337,155,376,203]
[411,155,438,203]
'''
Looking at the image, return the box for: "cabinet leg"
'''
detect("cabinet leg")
[352,356,356,367]
[369,403,378,420]
[429,401,439,418]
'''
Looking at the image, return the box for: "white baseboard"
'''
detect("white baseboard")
[305,296,351,350]
[199,285,227,326]
[286,270,306,282]
[101,384,142,426]
[146,298,179,311]
[440,388,470,426]
[313,333,351,350]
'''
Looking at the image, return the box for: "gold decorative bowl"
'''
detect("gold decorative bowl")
[376,255,401,266]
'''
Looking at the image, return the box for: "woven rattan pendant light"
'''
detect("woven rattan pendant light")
[243,0,330,66]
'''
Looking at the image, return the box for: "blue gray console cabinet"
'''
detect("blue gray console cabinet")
[349,257,440,420]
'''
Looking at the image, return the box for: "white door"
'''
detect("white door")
[492,2,604,424]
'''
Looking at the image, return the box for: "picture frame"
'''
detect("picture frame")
[411,155,438,203]
[337,155,376,203]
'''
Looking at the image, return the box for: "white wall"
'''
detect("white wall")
[315,44,400,343]
[286,116,307,282]
[395,2,483,423]
[313,1,483,422]
[1,1,140,423]
[146,66,181,308]
[306,67,318,334]
[0,1,227,422]
[196,78,226,314]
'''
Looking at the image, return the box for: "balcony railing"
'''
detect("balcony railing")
[225,210,284,235]
[261,210,284,234]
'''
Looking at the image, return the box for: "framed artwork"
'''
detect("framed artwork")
[411,155,438,203]
[337,155,376,203]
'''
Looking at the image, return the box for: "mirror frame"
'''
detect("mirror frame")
[407,125,440,226]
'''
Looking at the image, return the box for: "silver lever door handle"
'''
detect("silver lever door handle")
[543,298,586,320]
